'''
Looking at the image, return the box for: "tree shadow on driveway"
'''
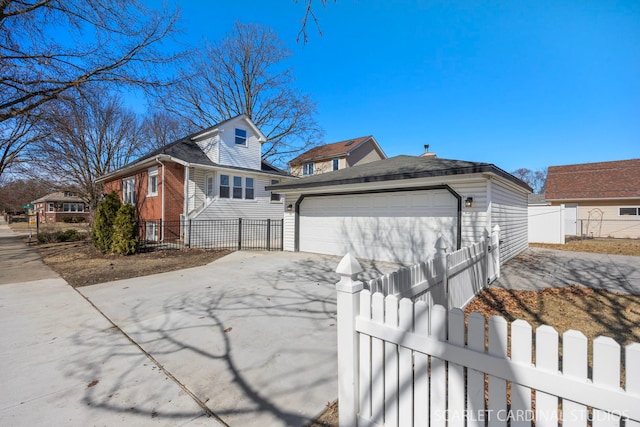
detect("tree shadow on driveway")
[75,251,400,426]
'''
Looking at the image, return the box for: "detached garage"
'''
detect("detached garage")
[268,156,532,265]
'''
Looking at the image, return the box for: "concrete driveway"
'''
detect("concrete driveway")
[78,251,399,426]
[494,247,640,295]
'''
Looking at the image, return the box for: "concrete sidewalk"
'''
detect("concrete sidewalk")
[0,218,218,426]
[495,247,640,295]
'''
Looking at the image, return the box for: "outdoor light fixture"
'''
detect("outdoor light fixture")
[465,197,473,208]
[287,204,293,212]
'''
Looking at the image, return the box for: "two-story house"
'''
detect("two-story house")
[97,115,291,243]
[288,136,386,177]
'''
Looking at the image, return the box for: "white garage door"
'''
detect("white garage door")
[299,189,458,264]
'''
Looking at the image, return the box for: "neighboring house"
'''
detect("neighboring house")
[288,136,386,177]
[528,193,550,206]
[32,192,90,223]
[545,158,640,238]
[96,115,291,242]
[268,155,532,265]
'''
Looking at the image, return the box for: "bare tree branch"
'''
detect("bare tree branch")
[295,0,332,44]
[511,167,548,194]
[0,0,182,180]
[32,90,146,208]
[155,22,323,168]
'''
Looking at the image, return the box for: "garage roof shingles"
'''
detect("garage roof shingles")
[270,155,532,191]
[546,159,640,201]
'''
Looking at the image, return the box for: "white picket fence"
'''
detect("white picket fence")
[366,226,500,309]
[335,262,640,427]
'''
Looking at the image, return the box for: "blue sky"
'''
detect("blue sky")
[157,0,639,173]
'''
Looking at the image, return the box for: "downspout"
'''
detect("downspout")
[156,158,165,241]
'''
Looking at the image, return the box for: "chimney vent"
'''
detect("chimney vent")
[420,144,436,158]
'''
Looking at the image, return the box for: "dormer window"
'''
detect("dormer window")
[235,128,247,145]
[332,159,339,171]
[303,162,314,175]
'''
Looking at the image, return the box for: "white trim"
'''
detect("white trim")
[147,166,159,197]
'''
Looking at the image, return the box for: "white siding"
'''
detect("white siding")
[449,180,490,247]
[283,200,297,252]
[195,174,284,220]
[490,179,529,263]
[187,168,207,214]
[194,135,219,164]
[217,121,262,170]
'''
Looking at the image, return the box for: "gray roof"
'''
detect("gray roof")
[528,193,549,205]
[136,136,215,166]
[32,192,85,204]
[269,155,532,191]
[99,126,289,181]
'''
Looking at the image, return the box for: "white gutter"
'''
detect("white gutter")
[156,158,166,241]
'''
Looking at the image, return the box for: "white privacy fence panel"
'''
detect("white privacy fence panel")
[335,276,640,427]
[528,205,566,244]
[365,226,501,310]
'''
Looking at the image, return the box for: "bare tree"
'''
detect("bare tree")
[512,167,547,194]
[0,114,45,177]
[140,110,193,151]
[0,177,53,213]
[34,91,146,209]
[0,0,180,179]
[157,22,322,167]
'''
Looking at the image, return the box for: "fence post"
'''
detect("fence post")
[492,225,501,279]
[280,219,284,251]
[187,219,192,248]
[434,236,449,308]
[483,228,490,286]
[237,218,243,250]
[336,253,364,427]
[266,218,271,251]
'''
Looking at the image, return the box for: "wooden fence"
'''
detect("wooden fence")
[335,258,640,427]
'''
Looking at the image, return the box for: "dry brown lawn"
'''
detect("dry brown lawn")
[36,240,231,287]
[530,237,640,256]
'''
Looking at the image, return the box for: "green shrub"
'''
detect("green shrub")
[62,216,85,223]
[110,204,139,255]
[92,191,121,253]
[37,229,87,243]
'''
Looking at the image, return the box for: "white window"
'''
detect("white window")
[620,207,639,216]
[63,203,84,212]
[235,128,247,145]
[205,174,215,200]
[123,177,135,205]
[233,176,243,199]
[146,221,158,242]
[220,175,230,198]
[245,177,254,200]
[332,159,339,171]
[270,179,281,202]
[48,203,54,212]
[303,162,314,175]
[148,167,158,196]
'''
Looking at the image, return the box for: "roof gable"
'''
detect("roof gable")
[288,136,385,165]
[97,115,288,182]
[546,158,640,200]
